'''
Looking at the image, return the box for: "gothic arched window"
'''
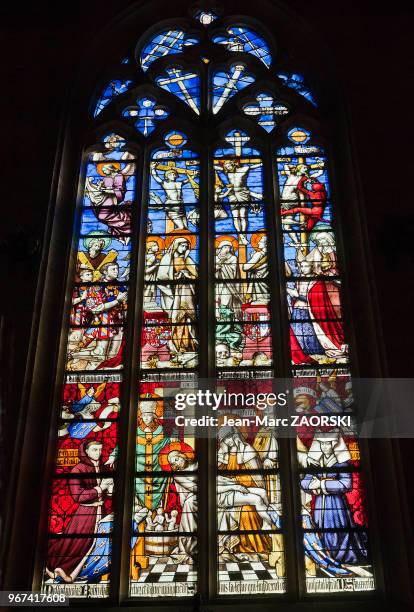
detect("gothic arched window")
[36,6,379,604]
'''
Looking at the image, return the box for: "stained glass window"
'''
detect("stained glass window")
[212,64,255,114]
[155,67,200,114]
[212,26,272,67]
[94,80,133,117]
[42,133,136,598]
[195,11,218,25]
[123,97,169,136]
[40,8,378,604]
[140,31,199,72]
[214,130,272,376]
[243,93,289,132]
[277,72,317,107]
[276,127,374,592]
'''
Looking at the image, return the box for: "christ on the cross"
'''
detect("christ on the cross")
[214,158,262,244]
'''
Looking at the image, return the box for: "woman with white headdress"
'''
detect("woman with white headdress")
[301,431,368,565]
[215,239,242,318]
[156,236,198,355]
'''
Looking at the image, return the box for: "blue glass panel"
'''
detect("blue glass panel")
[195,11,217,25]
[277,72,317,107]
[212,26,272,67]
[277,127,325,157]
[123,97,169,136]
[94,80,133,117]
[152,131,198,160]
[215,129,259,157]
[243,93,289,132]
[212,64,254,114]
[148,205,199,235]
[140,30,199,72]
[86,133,136,161]
[215,205,266,235]
[155,67,200,114]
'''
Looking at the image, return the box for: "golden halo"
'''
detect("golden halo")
[289,129,308,143]
[215,234,239,252]
[166,132,185,148]
[96,162,121,176]
[164,229,197,250]
[158,441,195,471]
[146,236,165,251]
[250,231,267,250]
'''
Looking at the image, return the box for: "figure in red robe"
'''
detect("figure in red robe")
[45,440,112,583]
[307,280,346,358]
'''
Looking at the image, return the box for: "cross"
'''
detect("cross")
[124,98,168,137]
[153,160,199,198]
[227,27,268,66]
[213,65,253,114]
[243,93,289,132]
[157,68,200,115]
[141,31,185,69]
[225,130,251,157]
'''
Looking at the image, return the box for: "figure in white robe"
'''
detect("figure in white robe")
[242,235,269,304]
[215,240,242,318]
[156,237,198,360]
[167,450,198,563]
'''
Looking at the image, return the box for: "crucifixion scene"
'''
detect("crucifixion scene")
[214,131,271,372]
[277,139,347,367]
[142,135,200,371]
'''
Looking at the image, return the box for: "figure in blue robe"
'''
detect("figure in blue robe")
[301,432,368,565]
[77,514,112,582]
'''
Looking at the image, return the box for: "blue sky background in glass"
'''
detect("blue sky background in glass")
[277,127,324,156]
[212,26,272,67]
[215,129,260,158]
[148,205,199,235]
[277,72,317,106]
[155,67,200,114]
[94,80,133,117]
[123,97,169,136]
[212,64,254,114]
[140,30,199,72]
[243,93,289,132]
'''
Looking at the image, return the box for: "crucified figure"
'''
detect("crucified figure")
[214,159,262,244]
[150,163,199,230]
